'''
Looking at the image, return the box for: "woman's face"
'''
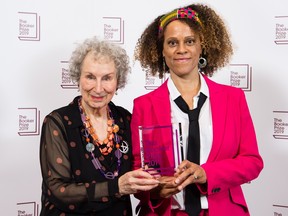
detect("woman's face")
[162,20,202,78]
[79,51,117,112]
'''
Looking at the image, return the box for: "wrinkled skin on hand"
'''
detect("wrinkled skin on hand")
[118,169,159,196]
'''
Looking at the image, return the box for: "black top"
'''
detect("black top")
[39,96,132,216]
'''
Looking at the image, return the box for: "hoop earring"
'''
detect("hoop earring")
[198,57,207,69]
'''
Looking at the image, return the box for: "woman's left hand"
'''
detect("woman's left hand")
[174,160,207,190]
[118,169,159,196]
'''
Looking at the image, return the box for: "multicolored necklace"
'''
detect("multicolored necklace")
[78,98,122,179]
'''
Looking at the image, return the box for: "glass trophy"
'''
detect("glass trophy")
[139,124,180,176]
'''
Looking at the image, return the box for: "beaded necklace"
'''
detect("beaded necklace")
[78,98,122,179]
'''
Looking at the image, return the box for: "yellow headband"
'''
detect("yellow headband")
[159,7,202,36]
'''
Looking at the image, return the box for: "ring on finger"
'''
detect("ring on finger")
[193,175,198,180]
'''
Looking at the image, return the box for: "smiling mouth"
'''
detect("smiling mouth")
[91,95,105,100]
[175,57,191,61]
[174,59,190,64]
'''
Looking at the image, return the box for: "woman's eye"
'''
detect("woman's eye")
[168,40,177,47]
[186,39,195,45]
[103,75,112,81]
[86,74,94,79]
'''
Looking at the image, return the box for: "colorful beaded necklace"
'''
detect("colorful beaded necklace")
[78,98,122,179]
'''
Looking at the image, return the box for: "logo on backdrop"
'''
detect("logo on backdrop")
[274,16,288,45]
[273,111,288,139]
[143,64,252,91]
[229,64,252,91]
[60,61,77,89]
[101,17,124,43]
[144,72,168,90]
[18,12,40,41]
[17,201,38,216]
[273,204,288,215]
[18,108,40,136]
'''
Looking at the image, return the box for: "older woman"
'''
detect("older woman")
[39,37,159,216]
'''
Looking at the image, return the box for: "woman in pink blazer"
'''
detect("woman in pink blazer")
[131,3,263,216]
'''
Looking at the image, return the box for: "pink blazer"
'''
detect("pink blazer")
[131,75,263,216]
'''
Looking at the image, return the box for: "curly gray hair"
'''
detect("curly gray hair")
[69,36,131,89]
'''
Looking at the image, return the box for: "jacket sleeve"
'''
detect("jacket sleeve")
[131,98,143,171]
[201,88,264,196]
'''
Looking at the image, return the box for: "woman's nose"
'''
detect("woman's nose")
[94,80,103,93]
[176,43,188,54]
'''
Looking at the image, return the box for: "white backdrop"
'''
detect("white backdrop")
[1,0,288,215]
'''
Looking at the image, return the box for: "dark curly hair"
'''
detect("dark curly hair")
[134,3,233,78]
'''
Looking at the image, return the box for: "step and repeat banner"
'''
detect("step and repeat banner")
[1,0,288,215]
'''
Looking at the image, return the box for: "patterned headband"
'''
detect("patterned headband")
[158,7,203,36]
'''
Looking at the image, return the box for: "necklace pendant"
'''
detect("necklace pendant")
[86,142,95,152]
[105,172,115,179]
[115,148,122,159]
[119,140,129,154]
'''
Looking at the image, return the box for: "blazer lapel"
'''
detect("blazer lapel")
[150,80,172,125]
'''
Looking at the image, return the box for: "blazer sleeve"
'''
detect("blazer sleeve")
[201,88,264,195]
[131,97,143,171]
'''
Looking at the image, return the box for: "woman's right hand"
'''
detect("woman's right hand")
[150,176,181,199]
[118,169,159,196]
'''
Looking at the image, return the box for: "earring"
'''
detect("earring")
[198,57,207,69]
[163,57,166,72]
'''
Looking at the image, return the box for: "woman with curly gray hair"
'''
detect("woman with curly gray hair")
[39,37,159,216]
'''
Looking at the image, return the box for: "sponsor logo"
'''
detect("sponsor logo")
[17,201,39,216]
[273,111,288,139]
[60,61,77,89]
[274,16,288,45]
[102,17,124,43]
[213,64,252,91]
[229,64,252,91]
[144,72,168,90]
[273,204,288,215]
[18,12,40,41]
[18,108,40,136]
